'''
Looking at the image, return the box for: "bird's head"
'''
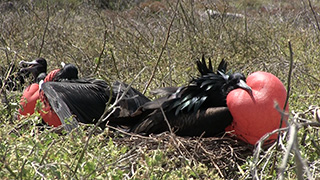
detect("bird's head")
[224,72,252,96]
[19,58,47,81]
[53,63,78,81]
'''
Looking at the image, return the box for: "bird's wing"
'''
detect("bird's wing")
[111,81,150,117]
[166,57,229,116]
[173,106,233,137]
[130,109,170,135]
[150,87,181,96]
[114,57,229,118]
[166,73,227,115]
[131,106,233,137]
[112,81,150,105]
[106,95,169,129]
[40,83,78,132]
[41,79,110,129]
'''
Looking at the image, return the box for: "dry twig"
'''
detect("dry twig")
[143,0,180,94]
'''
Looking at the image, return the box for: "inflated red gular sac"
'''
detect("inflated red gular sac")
[19,69,62,125]
[19,58,47,117]
[226,71,288,145]
[19,59,78,128]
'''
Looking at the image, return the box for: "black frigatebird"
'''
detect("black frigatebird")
[1,58,47,92]
[19,58,79,120]
[19,58,150,131]
[39,79,150,131]
[108,56,252,137]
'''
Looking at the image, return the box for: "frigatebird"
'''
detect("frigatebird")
[19,58,79,119]
[40,79,150,131]
[108,57,252,137]
[19,58,79,83]
[18,58,150,131]
[1,58,47,92]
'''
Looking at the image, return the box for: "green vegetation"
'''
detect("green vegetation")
[1,0,319,179]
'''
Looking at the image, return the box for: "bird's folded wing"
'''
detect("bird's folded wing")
[131,106,233,137]
[41,79,110,131]
[150,87,181,96]
[112,81,150,106]
[41,82,78,132]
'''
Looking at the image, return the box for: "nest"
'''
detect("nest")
[110,130,253,178]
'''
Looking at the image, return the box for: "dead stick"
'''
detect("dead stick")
[143,0,180,94]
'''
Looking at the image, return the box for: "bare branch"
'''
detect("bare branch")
[38,0,50,57]
[308,0,320,36]
[143,0,180,94]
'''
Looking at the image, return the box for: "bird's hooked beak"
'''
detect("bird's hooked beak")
[19,60,40,67]
[237,79,253,97]
[19,60,40,74]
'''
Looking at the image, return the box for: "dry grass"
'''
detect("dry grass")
[112,132,253,179]
[1,0,320,179]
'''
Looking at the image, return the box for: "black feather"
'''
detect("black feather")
[53,64,78,81]
[217,59,227,74]
[108,57,248,136]
[41,79,150,130]
[107,56,251,137]
[41,79,109,125]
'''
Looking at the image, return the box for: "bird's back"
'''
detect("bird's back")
[108,58,234,137]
